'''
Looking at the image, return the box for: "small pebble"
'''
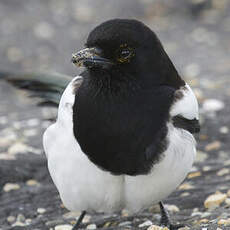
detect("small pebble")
[55,225,72,230]
[181,192,190,197]
[37,208,46,214]
[26,179,39,186]
[27,118,40,127]
[25,218,32,224]
[121,209,129,217]
[205,141,221,152]
[204,193,227,209]
[201,212,211,218]
[217,168,229,176]
[203,166,211,171]
[165,204,180,212]
[16,214,25,222]
[225,198,230,206]
[224,160,230,166]
[219,126,229,134]
[86,224,97,229]
[7,216,16,223]
[191,212,203,217]
[178,183,194,190]
[82,214,91,223]
[147,225,169,230]
[202,99,225,112]
[3,183,20,192]
[187,171,201,178]
[138,220,153,227]
[218,218,230,226]
[8,142,30,155]
[118,221,132,227]
[198,219,209,224]
[195,151,208,163]
[63,211,81,219]
[12,221,26,227]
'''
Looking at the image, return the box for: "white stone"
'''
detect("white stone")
[37,208,46,214]
[204,193,227,209]
[3,183,20,192]
[26,118,40,127]
[138,220,153,227]
[12,221,26,227]
[202,99,225,112]
[8,142,30,155]
[86,224,97,229]
[7,216,15,223]
[165,204,180,212]
[55,225,72,230]
[219,126,229,134]
[147,225,169,230]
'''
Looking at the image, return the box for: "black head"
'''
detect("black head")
[72,19,184,89]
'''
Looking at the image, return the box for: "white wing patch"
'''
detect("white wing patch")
[170,84,199,120]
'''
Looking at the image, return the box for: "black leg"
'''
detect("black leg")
[159,202,184,230]
[72,211,86,230]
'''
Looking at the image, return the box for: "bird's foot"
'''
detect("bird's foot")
[72,211,86,230]
[159,202,184,230]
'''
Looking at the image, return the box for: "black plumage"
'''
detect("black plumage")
[72,19,187,175]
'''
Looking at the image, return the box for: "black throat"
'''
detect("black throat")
[72,70,183,175]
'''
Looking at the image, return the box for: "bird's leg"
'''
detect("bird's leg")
[72,211,86,230]
[159,202,184,230]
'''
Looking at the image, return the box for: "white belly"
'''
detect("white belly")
[43,121,196,213]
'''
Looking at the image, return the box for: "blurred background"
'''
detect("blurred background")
[0,0,230,229]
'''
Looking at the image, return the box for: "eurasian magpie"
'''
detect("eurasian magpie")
[2,19,200,230]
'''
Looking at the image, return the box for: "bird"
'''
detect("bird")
[0,19,200,230]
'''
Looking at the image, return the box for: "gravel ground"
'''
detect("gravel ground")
[0,0,230,229]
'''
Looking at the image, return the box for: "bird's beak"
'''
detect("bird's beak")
[72,47,114,69]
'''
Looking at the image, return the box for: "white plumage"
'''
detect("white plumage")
[43,76,198,213]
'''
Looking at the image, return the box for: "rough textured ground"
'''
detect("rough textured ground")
[0,0,230,229]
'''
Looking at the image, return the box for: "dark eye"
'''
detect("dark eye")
[117,46,134,63]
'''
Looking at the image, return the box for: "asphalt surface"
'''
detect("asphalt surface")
[0,0,230,229]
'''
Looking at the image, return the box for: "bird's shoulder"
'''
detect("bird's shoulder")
[170,84,200,133]
[58,75,83,113]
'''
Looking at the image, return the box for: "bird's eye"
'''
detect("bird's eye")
[117,45,134,63]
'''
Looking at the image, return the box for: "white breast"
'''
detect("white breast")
[43,78,197,213]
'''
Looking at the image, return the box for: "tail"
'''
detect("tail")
[0,70,72,106]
